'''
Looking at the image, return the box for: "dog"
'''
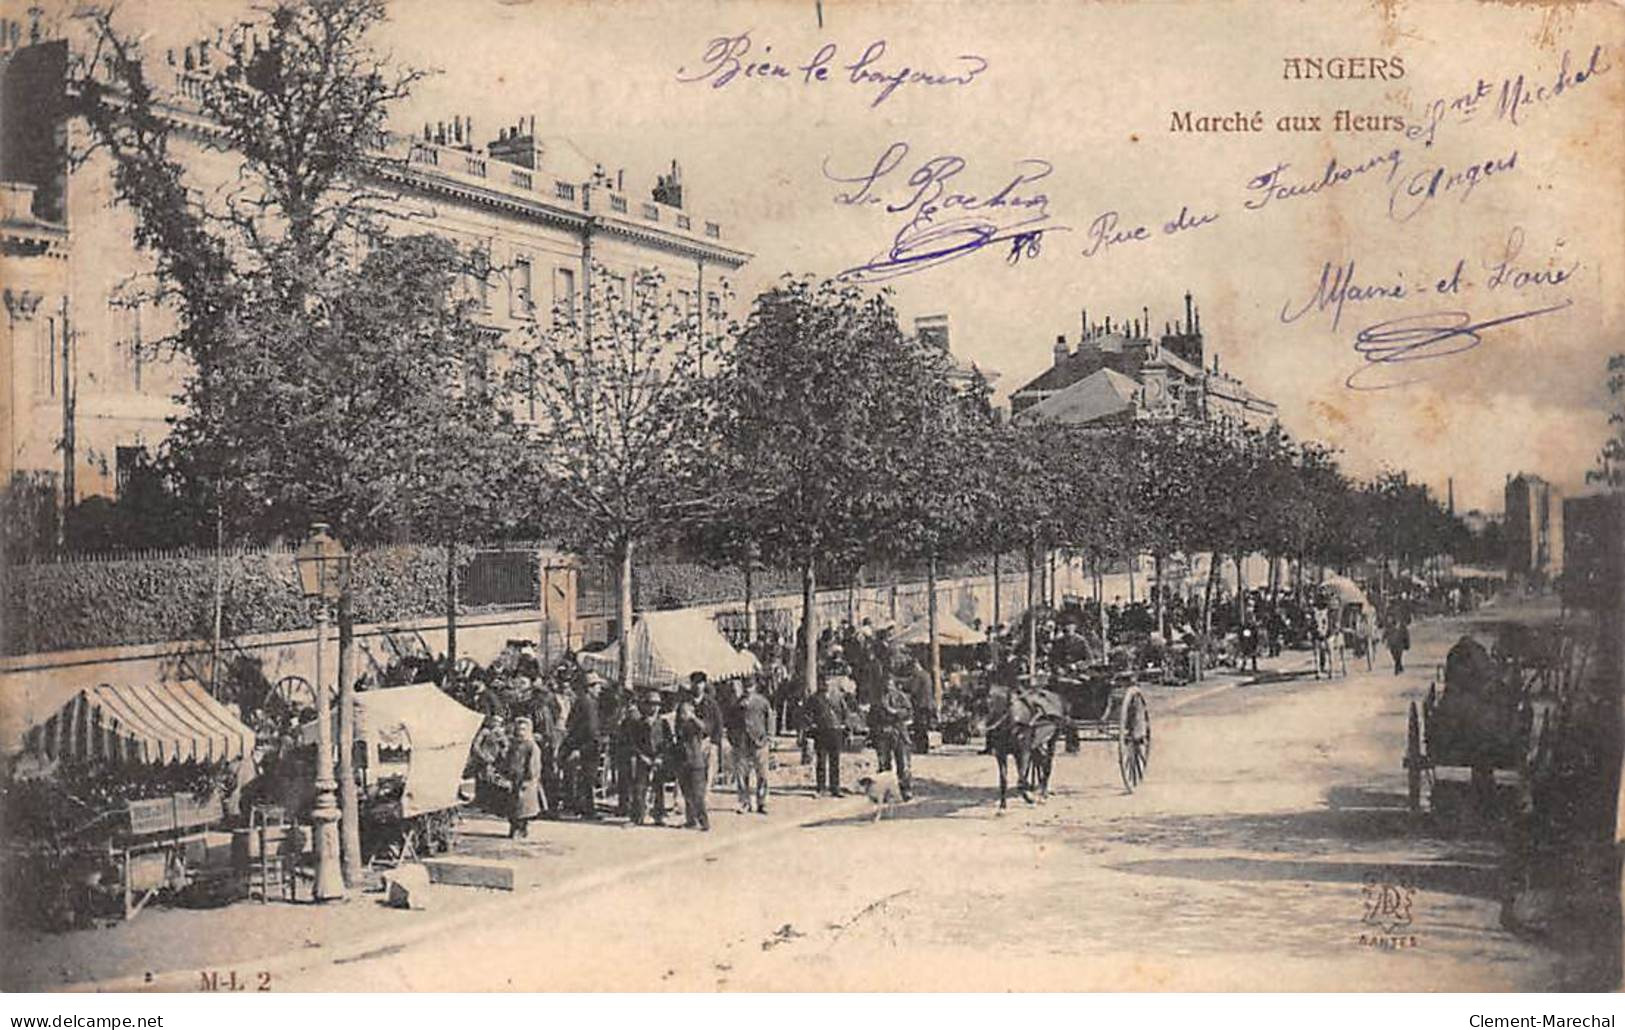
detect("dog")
[854,771,904,822]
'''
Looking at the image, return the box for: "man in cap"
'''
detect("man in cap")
[730,677,774,814]
[868,671,915,801]
[530,682,566,819]
[505,717,543,839]
[807,673,848,797]
[624,689,670,826]
[563,673,604,820]
[674,678,711,830]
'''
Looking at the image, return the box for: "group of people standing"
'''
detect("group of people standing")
[474,659,782,839]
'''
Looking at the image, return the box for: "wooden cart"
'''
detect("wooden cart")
[1052,670,1153,792]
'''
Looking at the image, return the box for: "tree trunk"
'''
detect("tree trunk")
[1153,553,1165,638]
[927,553,942,713]
[1269,553,1281,603]
[802,556,818,698]
[444,540,459,674]
[743,562,756,644]
[1095,563,1109,658]
[1128,556,1137,604]
[617,537,634,696]
[1025,535,1038,680]
[1203,552,1221,637]
[1048,550,1058,607]
[337,584,362,887]
[210,502,223,697]
[990,552,1002,665]
[1235,551,1248,619]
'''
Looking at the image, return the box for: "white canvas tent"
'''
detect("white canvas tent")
[355,684,485,818]
[302,683,484,817]
[1320,572,1372,610]
[579,609,761,687]
[893,610,987,647]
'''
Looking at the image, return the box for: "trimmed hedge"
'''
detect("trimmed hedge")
[3,546,452,656]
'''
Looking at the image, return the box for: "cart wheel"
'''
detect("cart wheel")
[1117,687,1151,793]
[1405,701,1423,812]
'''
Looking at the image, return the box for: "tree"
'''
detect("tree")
[873,348,993,707]
[518,266,724,696]
[72,0,516,888]
[717,278,939,699]
[1588,353,1625,491]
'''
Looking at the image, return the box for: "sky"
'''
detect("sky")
[73,0,1625,513]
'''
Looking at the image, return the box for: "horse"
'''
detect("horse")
[984,685,1069,810]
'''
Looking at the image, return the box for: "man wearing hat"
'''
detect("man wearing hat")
[563,674,604,820]
[674,675,711,830]
[531,682,566,819]
[505,717,543,839]
[624,689,670,826]
[807,673,848,797]
[868,672,915,801]
[730,677,774,814]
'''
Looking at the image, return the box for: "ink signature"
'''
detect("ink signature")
[826,142,1066,282]
[1346,299,1572,390]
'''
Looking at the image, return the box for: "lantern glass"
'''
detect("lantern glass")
[295,523,349,601]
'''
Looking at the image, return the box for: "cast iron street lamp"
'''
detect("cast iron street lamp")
[295,522,349,902]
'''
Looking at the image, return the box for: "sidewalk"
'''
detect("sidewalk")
[7,664,1284,993]
[4,759,872,993]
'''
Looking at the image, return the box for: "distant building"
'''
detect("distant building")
[1504,473,1564,585]
[1009,293,1276,430]
[913,314,999,395]
[1459,508,1500,536]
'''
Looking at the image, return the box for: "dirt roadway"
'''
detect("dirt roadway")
[278,609,1607,992]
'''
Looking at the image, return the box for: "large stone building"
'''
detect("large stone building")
[0,18,750,509]
[1505,472,1564,586]
[1010,293,1276,430]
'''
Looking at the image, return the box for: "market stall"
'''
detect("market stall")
[5,681,256,926]
[579,609,761,687]
[290,682,483,865]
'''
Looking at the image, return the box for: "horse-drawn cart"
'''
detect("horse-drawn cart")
[989,669,1152,807]
[1055,670,1152,792]
[1404,633,1540,812]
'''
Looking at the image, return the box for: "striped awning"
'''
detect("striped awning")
[25,681,255,766]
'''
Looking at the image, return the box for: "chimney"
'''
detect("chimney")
[1184,291,1194,334]
[1080,307,1087,341]
[1053,334,1069,366]
[1194,305,1201,333]
[1143,306,1150,334]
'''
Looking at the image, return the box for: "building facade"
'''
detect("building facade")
[0,20,751,509]
[913,314,1000,395]
[1010,293,1276,430]
[1504,472,1564,585]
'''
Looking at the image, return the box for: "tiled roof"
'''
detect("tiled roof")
[1016,367,1141,424]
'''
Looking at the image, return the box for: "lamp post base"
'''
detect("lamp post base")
[312,782,346,902]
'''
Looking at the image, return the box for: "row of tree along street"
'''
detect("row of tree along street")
[13,0,1470,886]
